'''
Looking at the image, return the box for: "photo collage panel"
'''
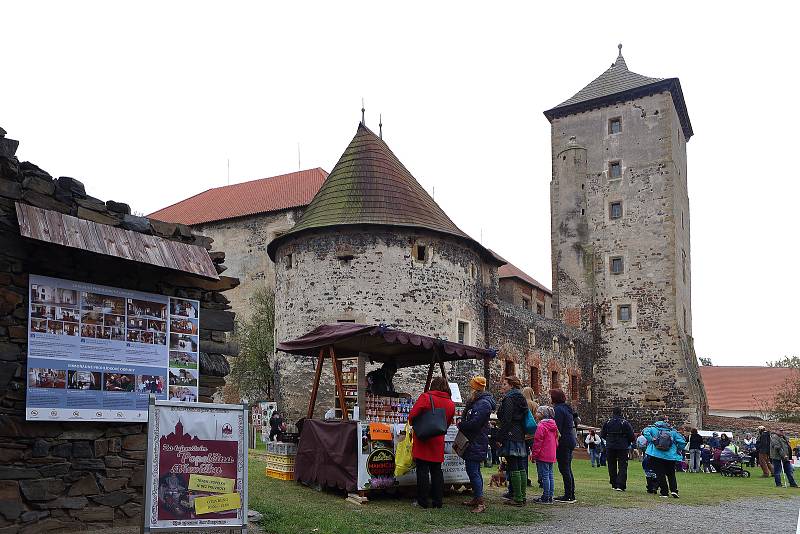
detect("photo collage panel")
[167,298,200,402]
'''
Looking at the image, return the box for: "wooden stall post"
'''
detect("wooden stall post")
[357,355,366,421]
[424,361,435,392]
[438,361,448,382]
[307,349,325,419]
[329,346,349,421]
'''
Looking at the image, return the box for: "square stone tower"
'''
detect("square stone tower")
[544,45,706,428]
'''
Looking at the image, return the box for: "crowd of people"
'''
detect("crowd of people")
[403,373,797,512]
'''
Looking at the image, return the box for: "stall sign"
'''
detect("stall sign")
[368,422,392,441]
[143,399,248,532]
[366,448,395,477]
[448,382,462,403]
[25,274,200,422]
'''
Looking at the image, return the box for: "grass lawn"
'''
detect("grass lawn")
[248,453,793,534]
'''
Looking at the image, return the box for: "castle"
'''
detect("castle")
[151,46,707,428]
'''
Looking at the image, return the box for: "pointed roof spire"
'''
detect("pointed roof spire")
[267,123,496,261]
[361,98,365,125]
[379,114,383,139]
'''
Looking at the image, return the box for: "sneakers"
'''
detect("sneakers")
[670,491,679,498]
[532,497,553,504]
[613,487,624,492]
[503,499,526,507]
[660,494,670,498]
[553,496,576,504]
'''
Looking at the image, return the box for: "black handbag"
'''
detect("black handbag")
[412,394,448,440]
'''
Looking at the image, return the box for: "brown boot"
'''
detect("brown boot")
[462,497,478,506]
[470,497,486,513]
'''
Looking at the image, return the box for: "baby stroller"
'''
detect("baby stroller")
[718,449,751,478]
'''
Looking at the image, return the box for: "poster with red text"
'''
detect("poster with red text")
[146,402,246,530]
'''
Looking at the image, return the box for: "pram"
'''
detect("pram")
[718,450,751,478]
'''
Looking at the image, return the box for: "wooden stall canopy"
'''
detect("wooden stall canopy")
[15,202,219,280]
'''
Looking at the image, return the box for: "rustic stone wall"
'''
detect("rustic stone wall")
[0,127,239,532]
[549,92,706,429]
[498,278,553,318]
[272,228,494,419]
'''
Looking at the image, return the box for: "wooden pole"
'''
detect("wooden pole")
[438,360,448,382]
[424,362,435,392]
[330,346,349,421]
[307,349,325,419]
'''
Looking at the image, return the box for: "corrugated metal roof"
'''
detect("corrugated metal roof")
[498,262,551,295]
[699,366,798,412]
[267,123,498,262]
[16,203,219,279]
[147,168,328,226]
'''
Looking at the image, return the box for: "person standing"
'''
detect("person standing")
[642,415,687,498]
[457,376,495,513]
[585,430,602,467]
[268,411,283,442]
[600,406,635,490]
[688,428,703,473]
[530,405,558,504]
[496,375,529,506]
[488,417,500,465]
[521,386,539,487]
[551,388,577,503]
[707,432,721,450]
[756,426,774,477]
[742,432,757,468]
[769,428,798,488]
[409,377,456,508]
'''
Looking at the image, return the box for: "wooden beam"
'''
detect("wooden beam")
[307,349,325,419]
[438,360,448,382]
[330,346,349,421]
[424,362,435,392]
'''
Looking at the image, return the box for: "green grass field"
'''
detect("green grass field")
[248,454,793,534]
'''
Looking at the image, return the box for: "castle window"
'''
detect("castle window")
[536,302,544,315]
[284,253,294,269]
[609,161,622,179]
[609,201,623,219]
[609,117,622,135]
[522,297,530,310]
[610,256,624,275]
[457,320,470,345]
[568,340,575,358]
[552,336,559,352]
[683,307,687,331]
[528,329,536,347]
[682,249,687,283]
[413,244,428,262]
[504,359,515,378]
[618,304,631,322]
[531,366,541,395]
[570,374,579,401]
[470,264,477,279]
[551,370,560,389]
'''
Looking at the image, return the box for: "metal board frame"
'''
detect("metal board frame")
[142,396,249,533]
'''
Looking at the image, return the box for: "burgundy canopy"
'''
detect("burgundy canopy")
[276,323,495,368]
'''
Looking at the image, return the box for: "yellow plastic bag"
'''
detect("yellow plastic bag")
[394,423,414,477]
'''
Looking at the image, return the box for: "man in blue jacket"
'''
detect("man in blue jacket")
[642,415,687,498]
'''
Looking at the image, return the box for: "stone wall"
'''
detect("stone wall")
[272,227,494,419]
[0,127,239,532]
[498,277,553,319]
[549,92,706,429]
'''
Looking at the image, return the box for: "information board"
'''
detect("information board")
[144,399,248,532]
[25,274,200,422]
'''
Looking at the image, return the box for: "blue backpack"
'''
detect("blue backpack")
[524,409,538,435]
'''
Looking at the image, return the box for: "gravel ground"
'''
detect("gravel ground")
[406,496,800,534]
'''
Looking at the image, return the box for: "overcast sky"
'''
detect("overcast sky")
[3,2,798,366]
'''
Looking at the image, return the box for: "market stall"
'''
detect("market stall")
[276,323,496,494]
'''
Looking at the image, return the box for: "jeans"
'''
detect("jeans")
[688,449,701,472]
[536,461,554,500]
[588,448,600,467]
[607,448,629,489]
[464,460,484,498]
[772,458,798,487]
[650,456,678,496]
[415,459,444,507]
[556,445,575,499]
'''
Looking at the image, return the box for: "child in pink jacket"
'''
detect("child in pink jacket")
[529,405,558,504]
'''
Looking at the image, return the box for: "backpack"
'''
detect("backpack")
[524,409,538,435]
[654,428,673,451]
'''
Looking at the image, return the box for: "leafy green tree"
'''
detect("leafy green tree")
[766,355,800,368]
[762,356,800,422]
[227,288,275,403]
[698,357,713,366]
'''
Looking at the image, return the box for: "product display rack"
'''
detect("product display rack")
[333,358,358,419]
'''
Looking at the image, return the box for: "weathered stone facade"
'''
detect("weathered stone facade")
[0,127,238,532]
[548,70,706,428]
[498,276,553,318]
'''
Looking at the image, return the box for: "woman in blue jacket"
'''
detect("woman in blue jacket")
[642,415,687,498]
[551,388,577,503]
[457,376,496,513]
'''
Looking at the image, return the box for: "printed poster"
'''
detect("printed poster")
[25,274,200,422]
[147,402,246,530]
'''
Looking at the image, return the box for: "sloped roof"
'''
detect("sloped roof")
[147,168,328,226]
[543,46,693,140]
[699,366,798,411]
[267,123,498,262]
[498,261,551,295]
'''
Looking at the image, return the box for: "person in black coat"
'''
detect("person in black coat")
[600,407,635,490]
[757,426,774,477]
[551,388,577,503]
[687,428,704,472]
[457,376,496,513]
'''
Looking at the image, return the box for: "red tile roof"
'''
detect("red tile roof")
[147,168,328,226]
[699,366,798,411]
[498,262,551,295]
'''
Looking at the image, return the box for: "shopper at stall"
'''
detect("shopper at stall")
[497,375,529,506]
[409,377,456,509]
[552,388,577,503]
[457,375,495,513]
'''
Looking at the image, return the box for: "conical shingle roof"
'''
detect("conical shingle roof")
[268,123,497,261]
[544,46,693,140]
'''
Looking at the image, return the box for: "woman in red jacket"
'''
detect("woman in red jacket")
[409,376,456,508]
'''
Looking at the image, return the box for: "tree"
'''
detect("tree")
[761,356,800,423]
[698,357,713,366]
[226,288,275,403]
[766,355,800,368]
